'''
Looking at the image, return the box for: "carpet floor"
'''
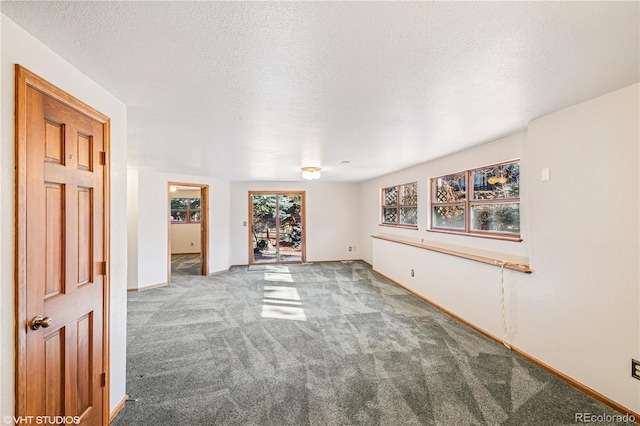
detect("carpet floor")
[112,261,622,425]
[171,253,202,276]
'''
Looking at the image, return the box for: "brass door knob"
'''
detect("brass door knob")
[31,315,53,330]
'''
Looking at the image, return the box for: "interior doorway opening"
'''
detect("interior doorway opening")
[249,191,305,264]
[168,183,209,280]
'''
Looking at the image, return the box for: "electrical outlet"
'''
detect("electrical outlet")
[349,246,352,252]
[410,269,414,277]
[632,359,640,380]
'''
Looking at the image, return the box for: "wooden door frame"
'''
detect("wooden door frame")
[248,191,306,265]
[14,65,111,424]
[167,182,209,282]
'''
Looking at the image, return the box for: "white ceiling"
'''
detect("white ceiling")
[2,1,638,182]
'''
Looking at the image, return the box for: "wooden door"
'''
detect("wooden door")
[15,66,110,425]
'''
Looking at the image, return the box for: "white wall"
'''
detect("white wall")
[229,181,362,265]
[170,224,201,254]
[127,169,139,289]
[524,84,639,413]
[362,84,640,414]
[360,131,528,265]
[128,170,230,289]
[0,14,128,416]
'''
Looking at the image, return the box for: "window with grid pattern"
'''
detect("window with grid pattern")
[170,198,201,223]
[381,182,418,228]
[430,160,520,240]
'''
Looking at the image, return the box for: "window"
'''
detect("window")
[430,160,520,240]
[381,182,418,228]
[170,198,201,223]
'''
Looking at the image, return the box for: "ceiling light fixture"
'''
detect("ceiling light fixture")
[301,167,321,180]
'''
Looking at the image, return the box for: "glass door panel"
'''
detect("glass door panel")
[252,194,277,264]
[277,194,302,263]
[250,192,304,264]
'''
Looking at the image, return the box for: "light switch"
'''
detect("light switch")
[243,221,247,226]
[541,168,550,182]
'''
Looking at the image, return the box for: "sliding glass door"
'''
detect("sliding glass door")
[250,192,305,264]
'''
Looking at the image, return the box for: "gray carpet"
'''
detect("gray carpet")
[171,253,201,276]
[113,261,624,425]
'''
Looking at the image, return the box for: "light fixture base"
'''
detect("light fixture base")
[301,167,321,180]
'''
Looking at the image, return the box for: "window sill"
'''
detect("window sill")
[427,228,522,242]
[379,223,418,230]
[372,233,531,274]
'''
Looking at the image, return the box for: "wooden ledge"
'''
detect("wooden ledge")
[372,234,531,274]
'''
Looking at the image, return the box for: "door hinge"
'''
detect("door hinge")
[99,151,107,166]
[101,372,106,387]
[99,261,108,276]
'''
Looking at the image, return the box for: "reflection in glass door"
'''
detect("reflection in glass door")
[250,192,305,264]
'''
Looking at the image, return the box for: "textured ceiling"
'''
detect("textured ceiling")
[2,1,638,182]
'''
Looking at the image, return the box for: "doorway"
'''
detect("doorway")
[168,183,209,281]
[249,191,305,264]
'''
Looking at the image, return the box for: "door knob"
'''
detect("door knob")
[31,315,53,330]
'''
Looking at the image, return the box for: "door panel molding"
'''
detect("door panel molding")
[15,65,111,425]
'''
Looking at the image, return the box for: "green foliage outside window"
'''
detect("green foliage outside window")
[171,198,201,223]
[431,160,520,238]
